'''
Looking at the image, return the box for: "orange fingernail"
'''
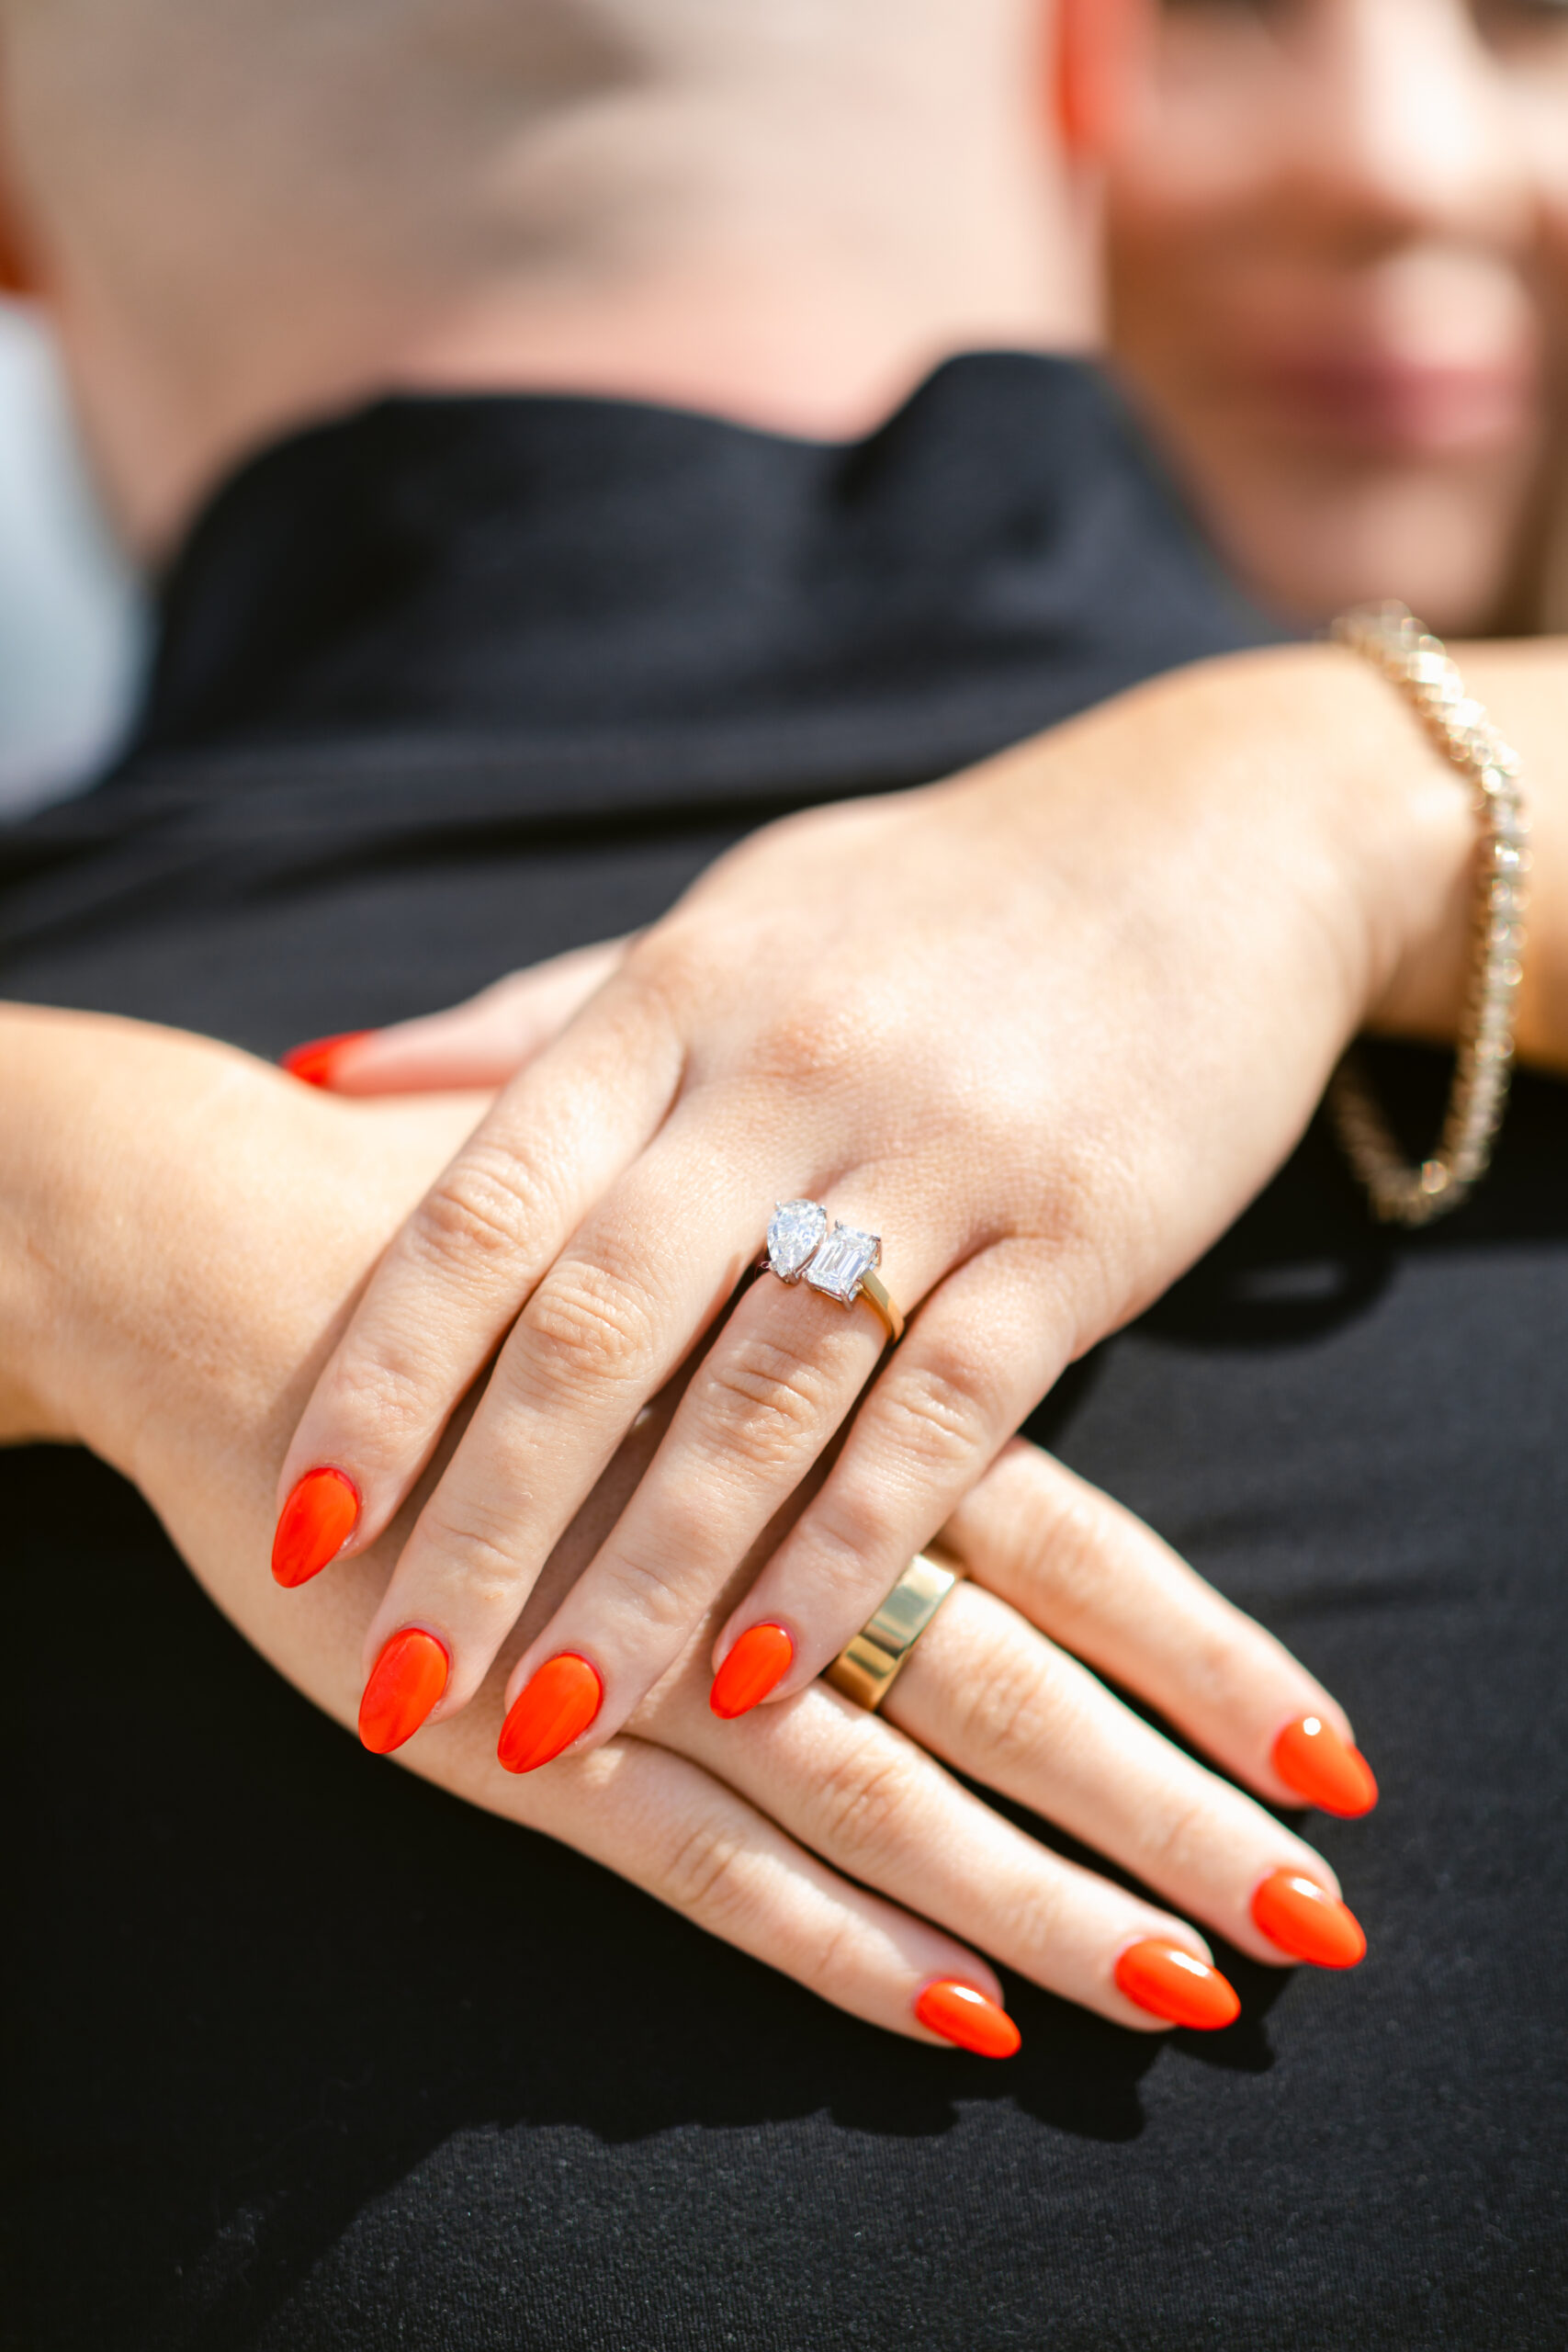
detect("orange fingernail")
[1114,1939,1241,2030]
[914,1980,1021,2058]
[280,1030,373,1089]
[358,1629,450,1755]
[271,1466,360,1588]
[497,1654,604,1774]
[1252,1871,1367,1970]
[1272,1714,1378,1817]
[710,1623,795,1720]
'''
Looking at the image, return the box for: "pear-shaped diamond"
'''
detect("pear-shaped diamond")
[767,1198,828,1282]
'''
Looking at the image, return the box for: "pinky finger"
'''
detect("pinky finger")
[406,1724,1022,2057]
[945,1440,1376,1818]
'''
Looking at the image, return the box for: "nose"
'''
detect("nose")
[1289,0,1528,254]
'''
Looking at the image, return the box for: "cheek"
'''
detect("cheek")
[1104,187,1247,394]
[1501,74,1568,230]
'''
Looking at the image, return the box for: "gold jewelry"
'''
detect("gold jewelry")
[1328,601,1529,1227]
[763,1200,905,1344]
[824,1551,963,1711]
[852,1268,904,1347]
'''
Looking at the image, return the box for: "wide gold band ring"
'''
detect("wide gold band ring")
[763,1199,905,1345]
[823,1551,964,1712]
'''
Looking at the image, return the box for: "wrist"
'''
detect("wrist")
[1322,639,1479,1048]
[1127,642,1479,1057]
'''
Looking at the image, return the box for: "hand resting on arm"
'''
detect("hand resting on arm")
[277,639,1568,1773]
[0,1009,1371,2048]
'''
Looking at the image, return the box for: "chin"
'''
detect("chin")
[1206,460,1529,639]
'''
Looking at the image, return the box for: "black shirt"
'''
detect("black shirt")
[6,355,1564,2352]
[0,354,1269,1049]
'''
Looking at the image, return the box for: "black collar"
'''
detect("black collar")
[130,353,1269,817]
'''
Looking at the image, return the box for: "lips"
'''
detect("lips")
[1249,348,1537,456]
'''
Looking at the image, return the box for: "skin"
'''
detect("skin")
[0,0,1113,557]
[1105,0,1568,635]
[1,0,1564,2033]
[6,642,1568,2049]
[0,1008,1362,2042]
[285,642,1568,1760]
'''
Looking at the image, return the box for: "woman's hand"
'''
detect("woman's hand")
[276,646,1477,1763]
[286,935,631,1095]
[0,1008,1371,2050]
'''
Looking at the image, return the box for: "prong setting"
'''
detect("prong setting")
[806,1223,882,1306]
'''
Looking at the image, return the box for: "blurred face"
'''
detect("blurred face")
[1106,0,1568,633]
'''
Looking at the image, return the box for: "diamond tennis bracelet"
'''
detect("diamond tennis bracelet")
[1327,600,1529,1228]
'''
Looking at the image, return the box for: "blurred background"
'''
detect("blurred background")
[0,294,146,814]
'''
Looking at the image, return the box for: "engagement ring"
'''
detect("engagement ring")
[764,1198,905,1344]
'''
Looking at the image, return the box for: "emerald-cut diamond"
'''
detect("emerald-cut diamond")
[806,1223,881,1306]
[767,1199,828,1282]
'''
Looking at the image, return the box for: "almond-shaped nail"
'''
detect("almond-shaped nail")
[1252,1871,1367,1969]
[497,1653,603,1774]
[280,1030,373,1089]
[271,1466,360,1589]
[914,1980,1021,2058]
[1114,1939,1241,2030]
[1273,1714,1379,1817]
[710,1623,795,1720]
[359,1629,450,1755]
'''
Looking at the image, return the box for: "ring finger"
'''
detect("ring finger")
[478,1181,972,1757]
[356,1125,968,1737]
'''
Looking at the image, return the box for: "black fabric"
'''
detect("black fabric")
[0,355,1269,1053]
[4,354,1564,2351]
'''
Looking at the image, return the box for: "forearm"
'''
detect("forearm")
[0,1009,488,1730]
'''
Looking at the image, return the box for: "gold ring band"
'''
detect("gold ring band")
[823,1551,964,1711]
[855,1268,904,1346]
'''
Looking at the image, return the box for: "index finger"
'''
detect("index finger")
[272,978,684,1584]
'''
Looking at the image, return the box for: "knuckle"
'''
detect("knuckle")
[814,1736,922,1875]
[1030,1487,1111,1613]
[751,996,865,1093]
[523,1261,658,1389]
[415,1138,554,1272]
[784,1507,880,1603]
[414,1496,530,1612]
[971,1453,1112,1615]
[322,1341,444,1453]
[793,1905,862,2003]
[694,1334,838,1472]
[1138,1792,1216,1882]
[619,925,712,1016]
[947,1636,1066,1781]
[1184,1622,1261,1713]
[874,1359,993,1476]
[658,1814,759,1928]
[594,1545,707,1642]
